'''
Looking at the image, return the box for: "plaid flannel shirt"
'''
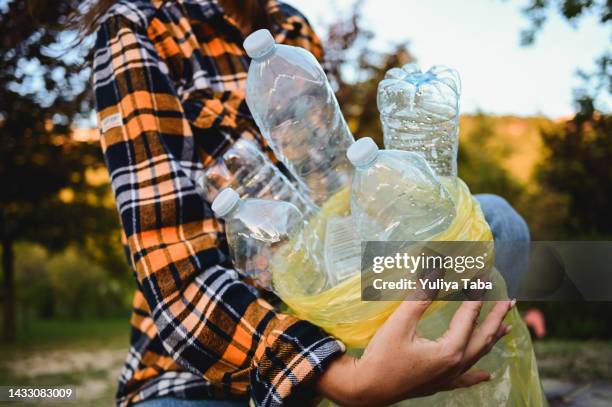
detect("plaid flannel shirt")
[92,1,345,405]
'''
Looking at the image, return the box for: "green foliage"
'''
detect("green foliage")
[457,113,524,204]
[5,317,130,350]
[46,247,128,318]
[536,99,612,237]
[514,0,611,239]
[0,0,107,247]
[14,244,55,318]
[0,0,121,340]
[14,244,131,321]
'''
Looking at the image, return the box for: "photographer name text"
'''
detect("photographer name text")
[372,277,493,291]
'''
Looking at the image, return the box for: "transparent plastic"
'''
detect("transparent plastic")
[245,30,355,206]
[214,190,326,292]
[348,139,456,241]
[323,214,361,286]
[378,64,461,177]
[201,139,316,216]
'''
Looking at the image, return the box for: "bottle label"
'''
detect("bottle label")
[324,216,361,285]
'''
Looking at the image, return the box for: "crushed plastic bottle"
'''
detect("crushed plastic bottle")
[201,138,316,216]
[244,29,355,206]
[212,188,326,292]
[346,137,456,241]
[377,64,461,177]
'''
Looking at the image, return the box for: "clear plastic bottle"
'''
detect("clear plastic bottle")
[200,139,316,216]
[346,137,456,241]
[377,64,461,178]
[212,188,326,292]
[244,29,355,206]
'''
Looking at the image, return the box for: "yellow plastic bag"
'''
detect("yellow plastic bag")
[271,179,547,406]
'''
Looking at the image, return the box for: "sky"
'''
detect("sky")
[287,0,610,118]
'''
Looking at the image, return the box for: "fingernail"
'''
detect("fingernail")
[505,325,513,335]
[510,299,517,308]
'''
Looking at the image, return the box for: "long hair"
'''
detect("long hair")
[75,0,278,36]
[73,0,117,36]
[238,0,279,32]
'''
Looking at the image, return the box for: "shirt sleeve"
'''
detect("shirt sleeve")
[93,15,344,406]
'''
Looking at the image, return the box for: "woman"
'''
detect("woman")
[87,0,524,405]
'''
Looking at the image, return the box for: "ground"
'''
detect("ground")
[0,319,127,406]
[534,340,612,406]
[1,319,611,406]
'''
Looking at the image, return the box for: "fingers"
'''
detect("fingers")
[438,301,483,352]
[444,370,491,390]
[461,300,514,368]
[388,298,433,336]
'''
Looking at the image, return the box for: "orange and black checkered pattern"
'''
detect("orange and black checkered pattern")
[92,1,343,406]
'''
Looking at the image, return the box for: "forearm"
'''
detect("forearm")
[315,354,362,407]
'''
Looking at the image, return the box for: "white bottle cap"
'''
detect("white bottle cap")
[243,29,275,59]
[212,188,240,217]
[347,137,379,167]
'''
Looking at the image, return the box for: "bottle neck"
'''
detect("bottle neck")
[355,152,378,169]
[224,203,241,219]
[251,43,276,61]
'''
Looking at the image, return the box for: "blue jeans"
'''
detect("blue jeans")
[137,195,528,407]
[136,397,247,407]
[475,194,530,297]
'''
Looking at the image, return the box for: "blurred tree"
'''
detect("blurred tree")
[322,0,415,145]
[0,0,119,341]
[518,0,610,107]
[14,243,130,324]
[46,246,128,319]
[517,0,611,237]
[13,244,53,330]
[518,0,611,46]
[457,113,524,202]
[536,99,612,236]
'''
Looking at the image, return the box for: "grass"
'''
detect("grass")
[0,318,130,407]
[6,317,130,351]
[533,339,612,382]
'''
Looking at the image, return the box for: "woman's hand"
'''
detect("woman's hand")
[316,299,514,407]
